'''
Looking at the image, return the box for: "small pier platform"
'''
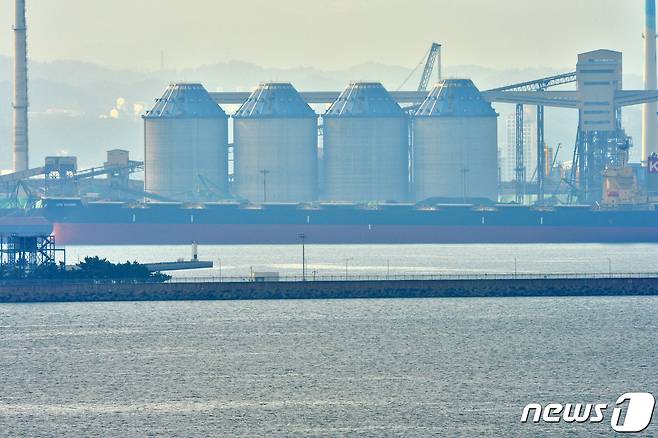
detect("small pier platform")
[144,260,213,272]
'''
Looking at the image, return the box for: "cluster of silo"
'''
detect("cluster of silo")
[233,82,318,203]
[143,83,228,201]
[143,79,498,204]
[322,82,409,202]
[412,79,498,202]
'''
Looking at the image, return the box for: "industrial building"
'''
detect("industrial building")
[138,52,658,205]
[6,0,658,212]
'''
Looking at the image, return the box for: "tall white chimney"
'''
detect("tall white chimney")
[643,0,658,164]
[13,0,28,172]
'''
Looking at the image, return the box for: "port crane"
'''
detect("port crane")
[397,42,442,93]
[486,72,577,204]
[418,43,442,92]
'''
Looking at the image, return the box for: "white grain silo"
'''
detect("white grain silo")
[233,82,318,203]
[323,82,408,202]
[144,83,229,201]
[412,79,498,202]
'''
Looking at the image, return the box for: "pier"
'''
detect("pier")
[1,273,658,303]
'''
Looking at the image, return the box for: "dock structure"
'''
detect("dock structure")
[1,274,658,303]
[143,260,213,272]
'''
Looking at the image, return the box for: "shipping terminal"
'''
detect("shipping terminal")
[5,1,658,245]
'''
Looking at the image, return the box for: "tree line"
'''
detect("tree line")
[0,256,171,282]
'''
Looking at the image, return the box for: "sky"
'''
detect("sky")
[0,0,647,74]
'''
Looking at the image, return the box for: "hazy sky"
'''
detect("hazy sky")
[0,0,647,73]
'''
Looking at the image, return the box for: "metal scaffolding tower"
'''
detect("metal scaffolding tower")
[572,128,632,203]
[483,48,658,204]
[489,72,577,203]
[537,105,545,202]
[515,104,525,203]
[0,234,64,275]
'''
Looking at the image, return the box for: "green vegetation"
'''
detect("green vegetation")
[0,256,171,282]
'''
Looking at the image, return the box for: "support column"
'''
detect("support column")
[515,104,525,204]
[537,105,545,203]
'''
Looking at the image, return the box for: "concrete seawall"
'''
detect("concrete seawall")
[1,277,658,303]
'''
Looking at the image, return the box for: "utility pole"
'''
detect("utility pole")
[259,169,269,202]
[298,233,306,281]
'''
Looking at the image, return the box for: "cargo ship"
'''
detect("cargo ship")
[32,198,658,245]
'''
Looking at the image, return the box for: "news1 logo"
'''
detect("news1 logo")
[521,392,656,433]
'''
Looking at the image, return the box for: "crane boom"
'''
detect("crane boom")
[418,43,441,92]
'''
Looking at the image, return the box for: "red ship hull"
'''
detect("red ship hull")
[53,222,658,245]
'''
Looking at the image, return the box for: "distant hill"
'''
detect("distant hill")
[0,56,644,171]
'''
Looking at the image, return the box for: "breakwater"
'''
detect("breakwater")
[1,276,658,303]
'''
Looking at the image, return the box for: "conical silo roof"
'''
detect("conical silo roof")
[324,82,404,117]
[233,82,316,118]
[144,83,227,119]
[415,79,496,117]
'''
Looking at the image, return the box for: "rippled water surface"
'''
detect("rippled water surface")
[1,297,656,436]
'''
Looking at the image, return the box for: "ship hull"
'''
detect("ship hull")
[52,222,658,245]
[0,211,53,236]
[39,201,658,245]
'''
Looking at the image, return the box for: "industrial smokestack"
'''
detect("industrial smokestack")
[13,0,28,172]
[643,0,658,164]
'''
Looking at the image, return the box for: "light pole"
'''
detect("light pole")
[514,257,518,277]
[259,169,270,203]
[298,233,306,281]
[345,257,353,280]
[607,257,612,275]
